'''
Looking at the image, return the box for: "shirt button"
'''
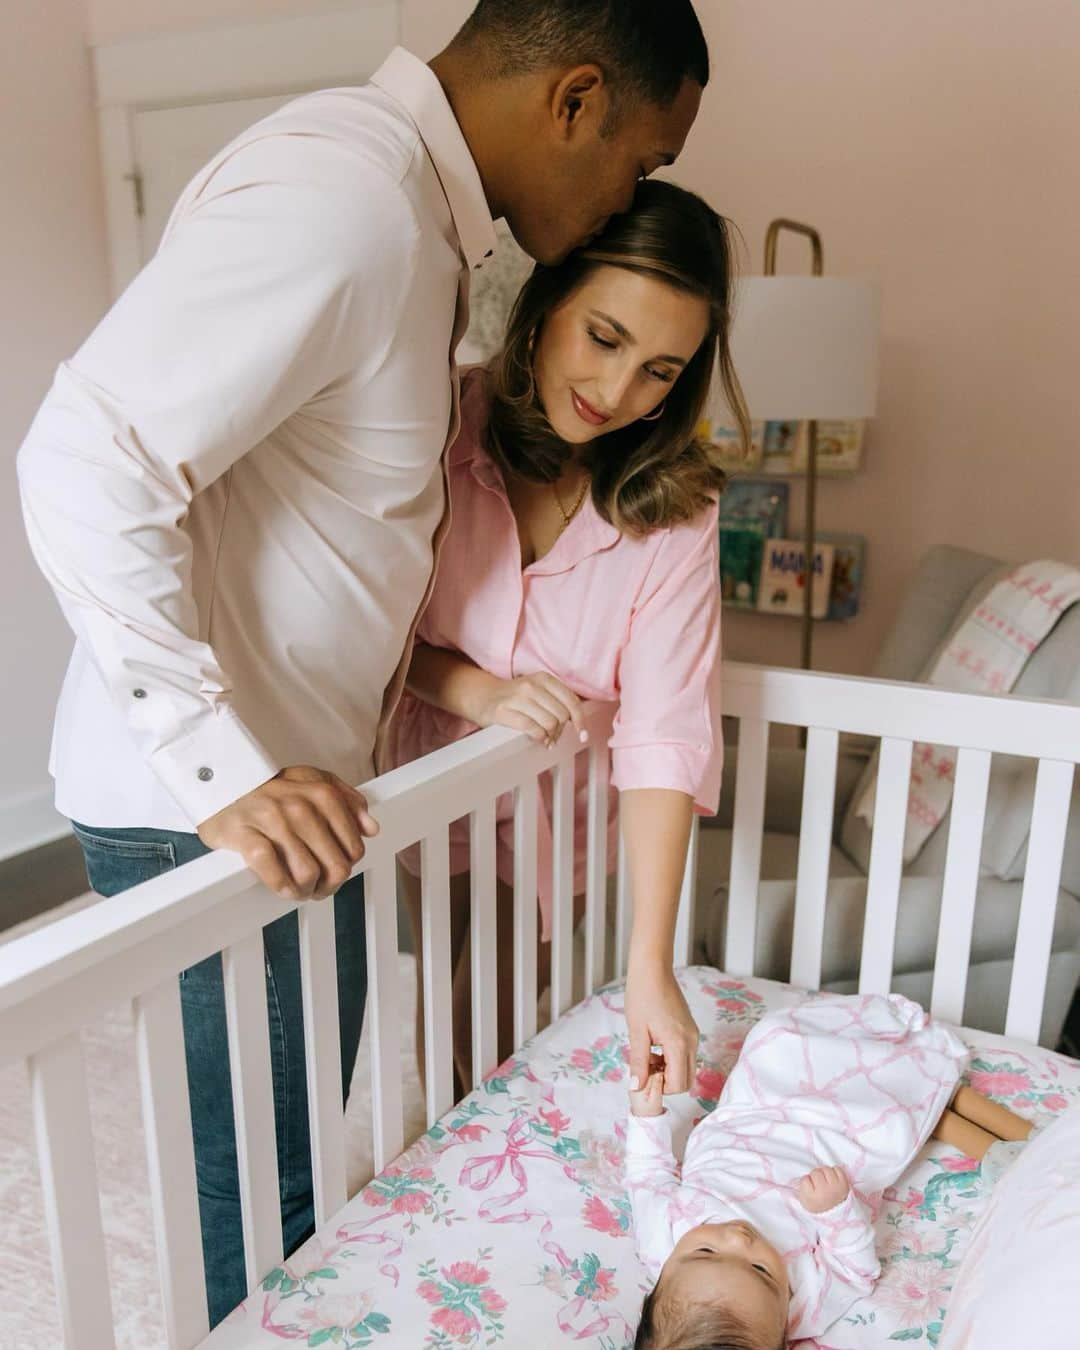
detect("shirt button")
[197,767,214,782]
[133,688,147,698]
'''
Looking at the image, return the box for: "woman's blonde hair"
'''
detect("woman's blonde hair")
[486,178,751,535]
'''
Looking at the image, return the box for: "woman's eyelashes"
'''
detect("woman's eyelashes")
[585,329,676,384]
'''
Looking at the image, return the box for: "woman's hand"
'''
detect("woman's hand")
[474,671,586,748]
[624,965,699,1096]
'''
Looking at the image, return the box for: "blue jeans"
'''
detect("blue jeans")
[72,822,367,1329]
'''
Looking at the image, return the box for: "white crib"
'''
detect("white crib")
[2,663,1078,1349]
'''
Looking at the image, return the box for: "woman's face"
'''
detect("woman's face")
[532,264,711,446]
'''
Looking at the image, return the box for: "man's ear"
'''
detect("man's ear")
[550,65,611,140]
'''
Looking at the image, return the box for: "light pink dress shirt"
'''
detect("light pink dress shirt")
[386,368,723,935]
[17,49,496,831]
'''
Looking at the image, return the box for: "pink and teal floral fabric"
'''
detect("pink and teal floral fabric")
[203,970,1080,1350]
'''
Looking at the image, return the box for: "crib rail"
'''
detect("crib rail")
[2,662,1077,1349]
[720,663,1080,1043]
[0,699,625,1350]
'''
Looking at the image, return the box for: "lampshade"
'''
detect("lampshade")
[718,276,881,421]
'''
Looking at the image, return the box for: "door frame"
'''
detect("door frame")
[91,4,402,297]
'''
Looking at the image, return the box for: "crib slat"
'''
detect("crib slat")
[365,859,404,1172]
[550,758,576,1018]
[222,931,282,1289]
[1005,757,1074,1041]
[931,748,993,1024]
[725,718,769,977]
[584,741,609,996]
[421,827,455,1126]
[470,799,499,1085]
[513,778,539,1045]
[29,1033,116,1350]
[673,816,700,968]
[859,737,915,995]
[790,726,839,991]
[133,980,208,1347]
[298,899,347,1228]
[615,825,632,980]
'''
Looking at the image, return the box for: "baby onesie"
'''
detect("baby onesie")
[625,993,968,1339]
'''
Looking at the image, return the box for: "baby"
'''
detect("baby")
[624,992,1028,1348]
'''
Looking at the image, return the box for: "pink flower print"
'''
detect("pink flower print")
[363,1187,388,1207]
[282,1238,339,1281]
[875,1259,953,1324]
[391,1190,427,1214]
[715,997,749,1014]
[540,1105,571,1137]
[444,1261,490,1286]
[967,1069,1032,1098]
[541,1266,568,1297]
[410,1166,435,1181]
[572,1130,624,1195]
[1042,1094,1068,1111]
[593,1268,617,1302]
[570,1048,595,1071]
[453,1122,488,1143]
[694,1067,726,1102]
[480,1288,507,1315]
[583,1195,624,1237]
[418,1279,443,1304]
[297,1291,374,1334]
[603,1066,622,1082]
[941,1155,979,1173]
[432,1305,481,1341]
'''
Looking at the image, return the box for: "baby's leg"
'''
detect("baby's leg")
[932,1109,996,1161]
[950,1086,1033,1142]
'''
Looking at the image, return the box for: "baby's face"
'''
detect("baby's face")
[658,1220,790,1341]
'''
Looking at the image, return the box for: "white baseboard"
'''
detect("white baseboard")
[0,788,69,864]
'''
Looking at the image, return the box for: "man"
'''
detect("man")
[17,0,708,1327]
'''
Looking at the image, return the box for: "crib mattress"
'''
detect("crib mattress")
[204,968,1080,1349]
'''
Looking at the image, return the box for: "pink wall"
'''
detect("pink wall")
[0,0,109,849]
[403,0,1080,673]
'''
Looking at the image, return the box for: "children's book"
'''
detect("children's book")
[698,417,765,473]
[756,538,835,619]
[761,420,807,475]
[719,479,789,538]
[719,522,766,609]
[821,532,867,620]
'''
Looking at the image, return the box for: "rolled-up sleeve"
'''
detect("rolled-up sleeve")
[17,150,419,825]
[609,503,723,813]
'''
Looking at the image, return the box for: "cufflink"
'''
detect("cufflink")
[197,767,214,782]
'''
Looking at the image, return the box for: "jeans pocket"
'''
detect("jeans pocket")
[72,825,177,899]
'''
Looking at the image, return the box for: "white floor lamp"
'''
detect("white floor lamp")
[728,221,881,669]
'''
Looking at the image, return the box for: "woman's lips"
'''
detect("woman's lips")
[571,390,611,427]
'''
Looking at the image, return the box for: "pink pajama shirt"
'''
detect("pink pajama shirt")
[385,366,723,936]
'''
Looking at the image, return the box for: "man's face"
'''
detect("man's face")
[507,75,702,265]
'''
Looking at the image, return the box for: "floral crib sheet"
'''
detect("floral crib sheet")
[204,968,1080,1350]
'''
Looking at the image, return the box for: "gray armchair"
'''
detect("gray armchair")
[696,545,1080,1048]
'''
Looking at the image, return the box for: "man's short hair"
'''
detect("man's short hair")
[454,0,709,112]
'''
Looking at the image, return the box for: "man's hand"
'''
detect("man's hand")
[197,766,379,900]
[797,1166,851,1214]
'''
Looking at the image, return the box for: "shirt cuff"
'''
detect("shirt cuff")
[813,1191,872,1248]
[148,708,281,827]
[625,1109,675,1158]
[611,743,716,810]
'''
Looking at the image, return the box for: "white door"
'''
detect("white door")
[132,93,296,262]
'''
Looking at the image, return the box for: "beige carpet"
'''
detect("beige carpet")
[0,894,426,1350]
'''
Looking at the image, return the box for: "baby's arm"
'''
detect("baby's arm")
[797,1166,881,1295]
[625,1073,682,1275]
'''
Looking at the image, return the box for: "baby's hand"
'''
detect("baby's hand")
[629,1070,665,1118]
[797,1166,850,1214]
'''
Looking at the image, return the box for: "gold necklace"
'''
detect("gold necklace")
[552,475,589,530]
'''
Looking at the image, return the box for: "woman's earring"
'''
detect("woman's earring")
[641,400,666,422]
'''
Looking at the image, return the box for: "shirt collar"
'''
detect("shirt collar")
[371,47,497,272]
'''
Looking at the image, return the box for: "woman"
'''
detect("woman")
[387,179,750,1098]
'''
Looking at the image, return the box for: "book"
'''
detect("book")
[821,532,867,620]
[719,478,789,538]
[761,420,806,475]
[811,420,866,476]
[756,538,835,619]
[697,417,765,473]
[719,521,766,609]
